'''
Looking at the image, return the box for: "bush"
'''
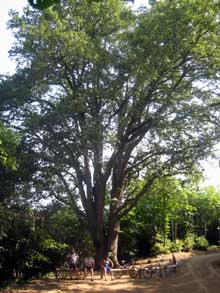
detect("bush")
[170,239,184,252]
[151,233,172,256]
[152,241,171,256]
[183,234,195,252]
[152,239,184,255]
[193,236,209,250]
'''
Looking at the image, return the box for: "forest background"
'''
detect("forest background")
[1,0,220,288]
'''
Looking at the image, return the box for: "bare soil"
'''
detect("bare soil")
[2,251,220,292]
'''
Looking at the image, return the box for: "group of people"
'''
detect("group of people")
[67,248,114,281]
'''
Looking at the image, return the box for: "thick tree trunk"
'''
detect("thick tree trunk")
[86,212,106,268]
[94,235,106,268]
[92,217,121,268]
[108,220,120,267]
[94,183,106,266]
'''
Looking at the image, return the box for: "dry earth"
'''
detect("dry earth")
[2,251,220,293]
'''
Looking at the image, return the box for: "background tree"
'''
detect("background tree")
[0,123,18,170]
[122,177,220,256]
[2,0,220,264]
[27,0,134,10]
[189,186,220,241]
[28,0,60,10]
[119,176,195,256]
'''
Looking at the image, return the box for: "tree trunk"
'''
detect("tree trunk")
[171,220,177,242]
[171,220,174,242]
[94,236,106,268]
[85,182,107,267]
[87,212,106,268]
[175,222,178,241]
[108,220,120,267]
[204,220,207,238]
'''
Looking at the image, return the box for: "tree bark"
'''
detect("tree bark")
[86,209,106,267]
[108,220,120,267]
[86,182,107,267]
[93,235,106,268]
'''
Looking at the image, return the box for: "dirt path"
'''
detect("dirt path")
[3,252,220,292]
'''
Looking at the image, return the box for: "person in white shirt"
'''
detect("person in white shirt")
[83,253,95,281]
[67,248,79,279]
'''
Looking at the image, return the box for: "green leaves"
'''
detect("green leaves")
[0,123,18,170]
[27,0,134,10]
[3,0,220,263]
[28,0,60,10]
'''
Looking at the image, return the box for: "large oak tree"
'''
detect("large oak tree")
[2,0,220,263]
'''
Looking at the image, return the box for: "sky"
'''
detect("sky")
[0,0,27,75]
[0,0,220,187]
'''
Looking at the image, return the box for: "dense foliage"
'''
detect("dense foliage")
[28,0,60,10]
[1,0,220,285]
[27,0,133,10]
[119,177,220,258]
[2,176,220,286]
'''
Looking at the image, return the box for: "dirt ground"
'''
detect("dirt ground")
[2,251,220,293]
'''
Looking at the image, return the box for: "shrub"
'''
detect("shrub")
[152,241,171,256]
[151,234,172,256]
[193,236,209,250]
[170,239,184,252]
[183,234,195,252]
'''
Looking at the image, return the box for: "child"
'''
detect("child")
[100,255,114,281]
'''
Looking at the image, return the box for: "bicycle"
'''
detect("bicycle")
[128,266,152,279]
[163,256,179,276]
[112,260,138,279]
[144,261,167,278]
[112,259,152,279]
[55,262,84,279]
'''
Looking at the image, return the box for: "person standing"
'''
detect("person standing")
[83,253,95,281]
[68,248,79,279]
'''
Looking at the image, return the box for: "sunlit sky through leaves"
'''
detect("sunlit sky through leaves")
[0,0,219,187]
